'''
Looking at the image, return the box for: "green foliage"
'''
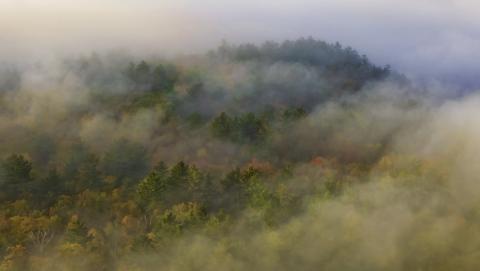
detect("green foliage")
[0,39,434,270]
[65,215,89,244]
[101,139,148,182]
[127,61,151,89]
[127,61,178,92]
[152,64,178,92]
[0,155,33,200]
[216,38,390,87]
[1,154,32,184]
[235,113,269,143]
[211,112,233,139]
[125,92,167,112]
[282,107,307,122]
[33,168,64,206]
[156,202,207,234]
[211,112,269,144]
[62,142,101,193]
[136,165,169,206]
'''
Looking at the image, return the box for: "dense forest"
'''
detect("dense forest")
[0,38,478,270]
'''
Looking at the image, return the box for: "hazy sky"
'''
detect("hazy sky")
[1,0,480,86]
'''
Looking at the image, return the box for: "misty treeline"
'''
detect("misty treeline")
[0,38,478,270]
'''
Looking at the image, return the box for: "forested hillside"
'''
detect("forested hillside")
[0,38,475,271]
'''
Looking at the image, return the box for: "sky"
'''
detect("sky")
[1,0,480,87]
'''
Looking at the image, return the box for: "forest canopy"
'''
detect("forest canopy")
[0,38,476,271]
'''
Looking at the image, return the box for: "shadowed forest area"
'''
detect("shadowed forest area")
[0,38,479,270]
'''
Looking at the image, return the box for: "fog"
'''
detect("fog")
[1,0,480,87]
[2,1,480,270]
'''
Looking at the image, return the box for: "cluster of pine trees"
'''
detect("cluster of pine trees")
[0,38,411,270]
